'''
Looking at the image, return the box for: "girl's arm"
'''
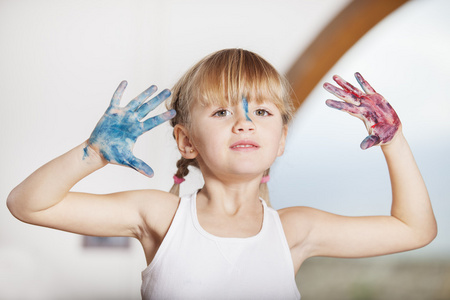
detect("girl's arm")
[281,73,437,262]
[7,82,178,239]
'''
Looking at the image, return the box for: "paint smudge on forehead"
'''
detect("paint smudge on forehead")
[168,49,294,126]
[242,97,253,122]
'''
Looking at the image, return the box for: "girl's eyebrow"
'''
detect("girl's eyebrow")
[242,97,253,122]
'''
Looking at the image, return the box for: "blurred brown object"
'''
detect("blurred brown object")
[286,0,408,111]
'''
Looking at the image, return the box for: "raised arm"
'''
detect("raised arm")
[282,73,437,267]
[7,82,178,239]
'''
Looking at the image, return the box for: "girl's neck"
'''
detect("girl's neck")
[198,177,261,215]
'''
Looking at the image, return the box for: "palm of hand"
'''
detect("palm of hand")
[89,106,143,166]
[324,72,401,150]
[85,81,175,177]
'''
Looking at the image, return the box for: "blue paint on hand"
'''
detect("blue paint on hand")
[242,97,252,122]
[83,81,176,177]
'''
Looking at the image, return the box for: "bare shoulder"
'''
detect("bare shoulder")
[121,189,180,238]
[125,189,180,264]
[278,206,318,247]
[277,206,322,271]
[278,206,321,226]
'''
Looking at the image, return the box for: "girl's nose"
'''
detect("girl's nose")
[232,112,255,133]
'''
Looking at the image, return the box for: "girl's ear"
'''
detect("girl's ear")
[174,124,198,159]
[277,125,288,157]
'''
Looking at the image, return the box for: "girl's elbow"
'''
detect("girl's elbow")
[425,221,438,246]
[7,190,20,220]
[6,188,31,223]
[414,221,438,249]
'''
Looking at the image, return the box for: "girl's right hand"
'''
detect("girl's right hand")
[84,81,176,177]
[324,73,401,150]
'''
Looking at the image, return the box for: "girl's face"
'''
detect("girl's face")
[185,98,288,181]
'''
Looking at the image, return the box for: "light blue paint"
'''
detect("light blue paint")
[83,82,175,177]
[242,97,252,122]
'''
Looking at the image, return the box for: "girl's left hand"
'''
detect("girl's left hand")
[84,81,175,177]
[324,72,401,150]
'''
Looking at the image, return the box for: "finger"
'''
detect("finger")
[355,72,376,94]
[136,89,171,120]
[360,135,380,150]
[332,75,364,98]
[125,85,158,111]
[110,81,128,107]
[142,109,176,132]
[323,83,360,105]
[126,155,154,178]
[325,100,361,115]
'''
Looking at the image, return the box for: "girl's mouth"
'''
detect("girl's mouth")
[230,140,260,151]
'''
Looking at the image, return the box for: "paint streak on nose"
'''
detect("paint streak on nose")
[242,97,252,122]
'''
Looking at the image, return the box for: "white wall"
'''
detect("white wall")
[0,0,350,299]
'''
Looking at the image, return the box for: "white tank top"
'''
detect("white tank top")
[141,192,301,300]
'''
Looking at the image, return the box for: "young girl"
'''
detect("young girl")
[7,49,437,299]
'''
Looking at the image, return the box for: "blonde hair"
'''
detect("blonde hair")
[167,49,294,205]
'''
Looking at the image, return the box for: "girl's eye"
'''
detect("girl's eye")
[254,109,271,117]
[213,109,231,117]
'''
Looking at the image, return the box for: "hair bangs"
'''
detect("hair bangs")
[191,50,290,119]
[169,49,293,126]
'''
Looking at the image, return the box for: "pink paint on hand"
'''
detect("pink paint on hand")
[323,72,401,150]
